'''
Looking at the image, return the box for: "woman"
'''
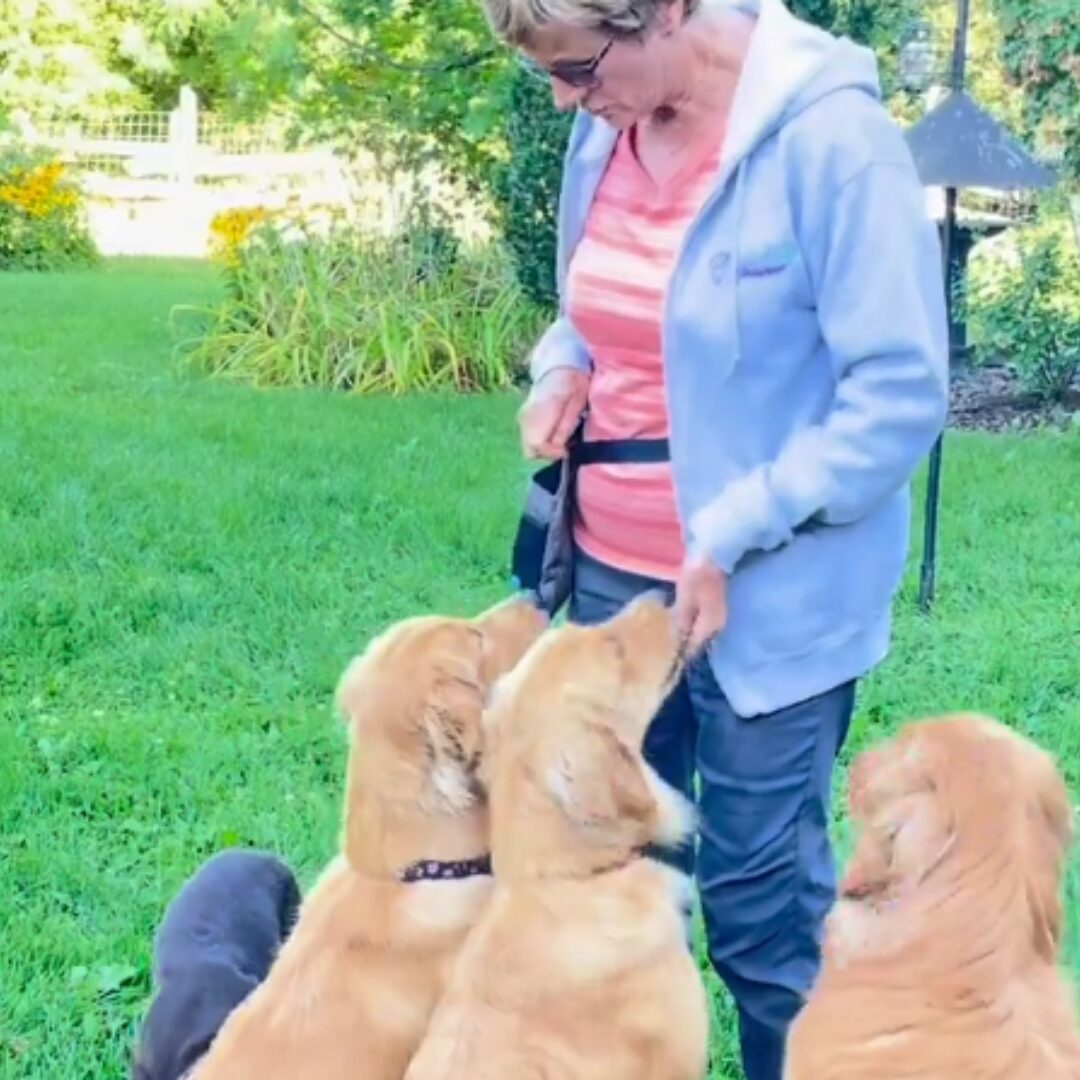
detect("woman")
[482,0,948,1077]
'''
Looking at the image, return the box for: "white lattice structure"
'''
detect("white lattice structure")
[24,87,356,257]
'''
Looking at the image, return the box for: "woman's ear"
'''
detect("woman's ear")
[657,0,686,36]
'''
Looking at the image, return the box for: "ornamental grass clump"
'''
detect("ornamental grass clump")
[178,214,544,395]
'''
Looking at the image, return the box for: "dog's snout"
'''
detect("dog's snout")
[645,586,672,607]
[517,588,546,612]
[628,587,674,613]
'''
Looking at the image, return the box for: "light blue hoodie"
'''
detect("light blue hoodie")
[531,0,949,717]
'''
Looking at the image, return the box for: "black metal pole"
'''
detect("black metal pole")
[919,186,956,612]
[917,0,969,612]
[950,0,970,93]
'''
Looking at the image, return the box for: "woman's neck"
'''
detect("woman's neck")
[648,8,755,136]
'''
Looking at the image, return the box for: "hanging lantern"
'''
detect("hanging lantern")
[900,18,936,94]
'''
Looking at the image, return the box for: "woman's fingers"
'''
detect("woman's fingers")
[518,370,589,459]
[541,391,585,458]
[674,557,729,655]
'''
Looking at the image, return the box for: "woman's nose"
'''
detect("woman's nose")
[551,78,587,112]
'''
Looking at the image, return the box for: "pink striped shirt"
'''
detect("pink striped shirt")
[568,125,725,581]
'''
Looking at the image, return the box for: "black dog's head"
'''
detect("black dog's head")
[132,849,302,1080]
[132,961,256,1080]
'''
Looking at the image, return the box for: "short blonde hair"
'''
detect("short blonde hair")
[480,0,699,44]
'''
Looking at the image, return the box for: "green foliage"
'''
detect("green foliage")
[490,63,572,310]
[992,0,1080,182]
[0,144,97,270]
[966,206,1080,402]
[265,0,513,194]
[179,216,546,394]
[788,0,917,96]
[893,0,1023,131]
[0,0,266,118]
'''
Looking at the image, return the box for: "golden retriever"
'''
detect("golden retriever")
[192,595,547,1080]
[405,591,710,1080]
[785,712,1080,1080]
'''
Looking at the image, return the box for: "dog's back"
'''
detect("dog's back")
[132,849,300,1080]
[786,715,1080,1080]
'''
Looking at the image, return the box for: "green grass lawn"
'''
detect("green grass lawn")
[1,259,1078,1079]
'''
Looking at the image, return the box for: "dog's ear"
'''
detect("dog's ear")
[423,676,484,760]
[841,796,955,900]
[419,670,487,811]
[1026,758,1074,959]
[545,722,654,828]
[1036,761,1074,855]
[334,651,368,727]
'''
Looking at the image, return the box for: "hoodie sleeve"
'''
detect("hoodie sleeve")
[529,314,593,383]
[688,144,949,575]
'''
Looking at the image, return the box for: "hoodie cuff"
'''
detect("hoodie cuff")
[530,316,592,384]
[687,470,792,575]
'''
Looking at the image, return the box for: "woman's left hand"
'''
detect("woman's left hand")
[674,556,728,656]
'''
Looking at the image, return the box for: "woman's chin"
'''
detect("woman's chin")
[588,104,631,129]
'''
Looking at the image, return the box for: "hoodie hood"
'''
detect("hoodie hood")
[715,0,881,182]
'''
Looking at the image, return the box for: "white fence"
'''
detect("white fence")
[24,87,356,257]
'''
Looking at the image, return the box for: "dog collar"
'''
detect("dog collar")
[398,854,493,883]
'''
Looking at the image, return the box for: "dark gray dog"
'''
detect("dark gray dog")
[131,849,301,1080]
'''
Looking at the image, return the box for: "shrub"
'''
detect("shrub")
[490,63,573,311]
[0,147,98,271]
[177,216,546,394]
[966,209,1080,403]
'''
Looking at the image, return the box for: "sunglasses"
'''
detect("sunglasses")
[520,37,615,89]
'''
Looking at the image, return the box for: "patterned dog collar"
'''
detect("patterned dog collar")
[398,854,493,883]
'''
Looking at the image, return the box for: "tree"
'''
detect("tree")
[490,63,572,308]
[991,0,1079,183]
[266,0,512,194]
[788,0,918,96]
[0,0,288,119]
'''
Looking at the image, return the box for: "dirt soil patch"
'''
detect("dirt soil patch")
[949,363,1079,433]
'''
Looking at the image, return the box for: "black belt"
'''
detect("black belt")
[569,437,670,466]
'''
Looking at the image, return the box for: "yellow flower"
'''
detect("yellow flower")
[209,206,272,266]
[0,159,80,219]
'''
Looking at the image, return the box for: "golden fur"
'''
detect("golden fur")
[405,592,710,1080]
[786,712,1080,1080]
[192,596,547,1080]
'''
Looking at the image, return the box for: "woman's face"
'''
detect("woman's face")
[521,14,679,128]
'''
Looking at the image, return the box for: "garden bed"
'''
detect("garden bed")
[949,362,1080,433]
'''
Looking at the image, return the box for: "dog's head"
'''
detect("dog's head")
[336,595,548,820]
[483,592,692,879]
[842,713,1073,958]
[131,962,257,1080]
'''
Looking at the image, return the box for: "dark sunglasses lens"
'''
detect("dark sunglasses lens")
[550,65,593,87]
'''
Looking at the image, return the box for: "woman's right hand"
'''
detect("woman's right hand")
[518,368,590,460]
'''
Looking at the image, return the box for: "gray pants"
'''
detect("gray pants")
[570,549,854,1080]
